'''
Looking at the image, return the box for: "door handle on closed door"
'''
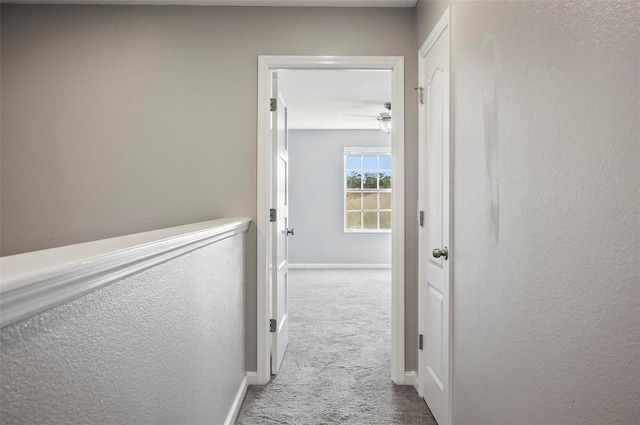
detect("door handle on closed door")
[432,247,448,260]
[286,228,295,236]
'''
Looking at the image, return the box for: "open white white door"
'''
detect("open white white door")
[270,73,291,375]
[418,9,451,425]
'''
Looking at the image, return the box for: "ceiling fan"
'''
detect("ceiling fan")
[343,102,391,133]
[377,102,392,134]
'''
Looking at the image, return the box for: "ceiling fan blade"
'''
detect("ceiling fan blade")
[349,99,389,106]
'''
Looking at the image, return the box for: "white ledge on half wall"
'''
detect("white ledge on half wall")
[0,217,251,328]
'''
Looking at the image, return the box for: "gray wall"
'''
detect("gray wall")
[0,4,420,372]
[415,0,447,49]
[418,1,640,424]
[289,130,391,265]
[0,232,246,425]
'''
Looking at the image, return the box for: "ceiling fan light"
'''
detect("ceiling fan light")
[378,113,392,134]
[378,103,392,134]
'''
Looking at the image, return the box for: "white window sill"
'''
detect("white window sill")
[344,229,392,234]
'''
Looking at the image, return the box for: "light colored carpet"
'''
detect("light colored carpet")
[236,269,437,425]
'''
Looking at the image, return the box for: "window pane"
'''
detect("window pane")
[346,192,362,210]
[345,151,392,232]
[363,211,378,229]
[346,171,361,189]
[379,171,392,189]
[379,155,392,170]
[347,212,361,229]
[379,192,391,209]
[380,211,391,229]
[363,192,377,209]
[346,156,361,169]
[363,172,378,189]
[363,156,377,169]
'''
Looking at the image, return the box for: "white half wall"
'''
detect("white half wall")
[288,130,391,266]
[0,222,248,425]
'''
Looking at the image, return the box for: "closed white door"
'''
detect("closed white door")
[418,9,451,425]
[271,74,291,375]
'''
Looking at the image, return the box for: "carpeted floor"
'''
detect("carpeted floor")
[236,269,437,425]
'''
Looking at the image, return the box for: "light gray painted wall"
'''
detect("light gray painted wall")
[0,232,246,425]
[415,0,447,48]
[0,4,419,372]
[419,1,639,423]
[289,130,391,265]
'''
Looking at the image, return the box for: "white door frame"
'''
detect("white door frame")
[256,55,405,385]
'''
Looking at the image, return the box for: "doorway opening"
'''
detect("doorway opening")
[255,56,405,385]
[280,69,393,268]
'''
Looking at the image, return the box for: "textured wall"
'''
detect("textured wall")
[0,233,246,425]
[449,1,640,424]
[0,4,419,372]
[289,130,391,265]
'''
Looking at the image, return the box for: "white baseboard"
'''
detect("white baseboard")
[404,371,419,392]
[245,371,259,385]
[224,375,248,425]
[288,263,391,269]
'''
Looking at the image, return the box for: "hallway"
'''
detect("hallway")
[237,269,436,425]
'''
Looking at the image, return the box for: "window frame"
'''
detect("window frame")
[343,147,392,233]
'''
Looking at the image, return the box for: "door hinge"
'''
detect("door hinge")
[419,334,424,350]
[270,97,277,112]
[419,210,424,227]
[269,208,277,222]
[414,87,424,105]
[270,319,277,332]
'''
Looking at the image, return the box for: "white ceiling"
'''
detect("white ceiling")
[4,0,417,6]
[277,69,392,130]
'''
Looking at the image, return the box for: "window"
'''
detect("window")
[344,147,392,232]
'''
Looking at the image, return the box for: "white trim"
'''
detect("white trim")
[289,263,391,269]
[343,146,392,155]
[419,8,450,58]
[256,56,272,386]
[257,55,405,385]
[0,218,251,328]
[447,7,455,423]
[390,56,406,386]
[245,371,259,385]
[223,375,248,425]
[343,230,392,234]
[404,371,419,392]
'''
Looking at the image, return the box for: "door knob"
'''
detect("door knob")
[286,228,295,236]
[432,247,448,260]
